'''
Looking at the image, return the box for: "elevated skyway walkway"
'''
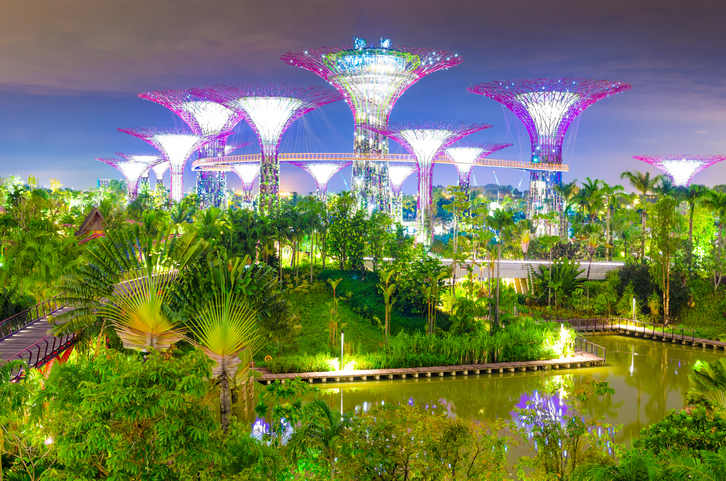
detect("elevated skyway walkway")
[193,152,569,173]
[441,259,624,282]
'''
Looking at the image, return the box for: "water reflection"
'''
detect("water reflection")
[310,336,725,445]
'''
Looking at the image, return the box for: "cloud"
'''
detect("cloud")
[695,130,709,134]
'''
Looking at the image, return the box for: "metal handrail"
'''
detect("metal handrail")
[5,333,77,381]
[0,296,62,341]
[544,317,698,343]
[574,336,607,360]
[192,152,569,173]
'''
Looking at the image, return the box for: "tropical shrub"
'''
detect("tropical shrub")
[635,406,726,457]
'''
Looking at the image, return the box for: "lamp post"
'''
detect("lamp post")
[340,329,345,371]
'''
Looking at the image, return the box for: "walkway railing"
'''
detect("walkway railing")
[0,297,61,341]
[543,317,698,343]
[5,333,77,381]
[574,336,606,360]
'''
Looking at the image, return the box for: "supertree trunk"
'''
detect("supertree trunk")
[259,150,279,215]
[417,164,434,245]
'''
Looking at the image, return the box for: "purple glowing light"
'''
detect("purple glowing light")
[289,161,352,199]
[193,84,342,213]
[373,121,491,244]
[118,128,208,203]
[282,38,463,212]
[633,155,726,186]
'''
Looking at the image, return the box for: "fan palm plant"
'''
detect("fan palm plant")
[52,225,205,351]
[187,291,263,433]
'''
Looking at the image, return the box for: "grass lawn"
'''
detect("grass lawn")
[270,278,385,359]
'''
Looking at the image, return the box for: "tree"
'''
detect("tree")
[599,182,624,260]
[187,289,263,433]
[289,400,347,481]
[620,170,663,263]
[486,209,514,328]
[377,269,397,343]
[52,226,206,348]
[554,179,579,240]
[703,189,726,292]
[327,192,366,270]
[649,195,681,325]
[576,177,604,225]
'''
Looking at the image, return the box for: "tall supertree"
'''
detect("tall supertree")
[118,153,162,193]
[290,161,352,200]
[193,84,342,214]
[634,155,726,186]
[445,142,512,197]
[387,162,418,223]
[138,89,246,207]
[95,156,155,200]
[150,161,170,192]
[118,128,207,203]
[468,78,631,219]
[230,162,260,201]
[374,121,491,244]
[282,37,462,213]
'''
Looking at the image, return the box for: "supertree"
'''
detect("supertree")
[445,142,512,197]
[282,37,462,213]
[150,161,170,191]
[468,78,631,220]
[117,153,162,193]
[95,156,155,200]
[118,128,207,203]
[633,155,726,186]
[373,121,491,244]
[387,162,418,223]
[192,84,342,214]
[138,89,246,207]
[289,161,352,200]
[229,162,260,201]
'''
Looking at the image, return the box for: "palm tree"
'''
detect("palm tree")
[486,209,514,328]
[577,177,604,225]
[686,358,726,409]
[52,226,205,350]
[599,182,625,260]
[703,189,726,292]
[554,179,578,240]
[681,184,707,248]
[620,170,663,263]
[289,400,347,480]
[187,289,263,433]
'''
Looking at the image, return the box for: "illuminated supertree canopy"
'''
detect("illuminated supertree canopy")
[116,153,162,194]
[290,161,352,199]
[387,162,418,222]
[193,84,342,214]
[282,37,462,213]
[230,162,260,201]
[468,78,631,220]
[95,156,154,199]
[634,155,726,186]
[150,161,170,190]
[375,121,491,244]
[118,128,207,203]
[139,88,246,207]
[445,142,512,194]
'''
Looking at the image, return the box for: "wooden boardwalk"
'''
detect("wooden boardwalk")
[254,349,604,385]
[0,305,75,363]
[557,318,726,350]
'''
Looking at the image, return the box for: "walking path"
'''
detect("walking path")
[254,348,604,385]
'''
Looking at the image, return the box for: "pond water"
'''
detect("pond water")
[312,334,725,446]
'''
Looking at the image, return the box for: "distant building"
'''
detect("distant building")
[97,179,111,189]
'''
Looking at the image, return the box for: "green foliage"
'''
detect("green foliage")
[37,349,234,479]
[687,358,726,409]
[266,318,575,373]
[635,405,726,457]
[532,257,585,307]
[338,403,509,480]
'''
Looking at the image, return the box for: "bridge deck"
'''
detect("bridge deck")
[572,321,726,349]
[254,349,603,384]
[0,307,70,363]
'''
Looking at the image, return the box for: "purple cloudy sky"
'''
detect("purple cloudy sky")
[0,0,724,195]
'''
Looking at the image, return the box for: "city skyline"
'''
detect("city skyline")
[0,0,724,195]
